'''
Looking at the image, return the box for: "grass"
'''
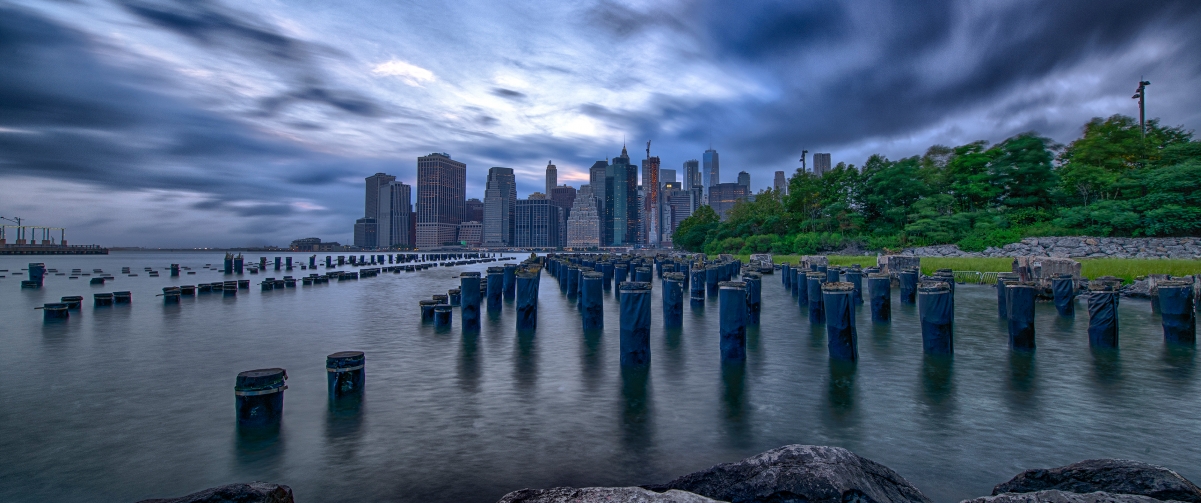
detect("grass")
[736,253,1201,283]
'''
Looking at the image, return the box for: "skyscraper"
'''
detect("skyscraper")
[642,147,660,247]
[515,198,561,249]
[606,145,639,246]
[774,171,788,194]
[353,217,377,249]
[660,168,677,186]
[464,198,484,223]
[483,167,516,247]
[416,153,466,249]
[737,171,750,187]
[702,148,720,200]
[813,153,832,176]
[378,181,412,249]
[550,185,576,246]
[709,182,749,220]
[683,159,700,189]
[589,160,608,239]
[545,160,557,197]
[566,185,600,249]
[364,173,396,219]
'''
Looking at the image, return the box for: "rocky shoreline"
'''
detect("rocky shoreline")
[139,445,1201,503]
[900,237,1201,260]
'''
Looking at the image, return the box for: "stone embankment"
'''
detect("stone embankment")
[901,237,1201,259]
[141,445,1201,503]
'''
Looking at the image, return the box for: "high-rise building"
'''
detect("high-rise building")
[709,182,749,220]
[737,171,750,187]
[378,181,412,249]
[683,159,700,189]
[702,148,720,200]
[813,153,832,176]
[549,185,576,246]
[364,173,396,219]
[666,184,696,235]
[545,160,557,197]
[515,198,561,249]
[660,168,677,186]
[464,198,484,223]
[605,145,639,246]
[774,171,788,194]
[642,152,660,247]
[483,167,516,247]
[458,221,482,247]
[589,160,609,238]
[566,184,600,249]
[353,217,378,249]
[415,153,466,249]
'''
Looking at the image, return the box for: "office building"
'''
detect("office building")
[415,153,466,249]
[545,161,557,197]
[550,185,576,246]
[353,217,378,249]
[483,167,516,247]
[458,221,482,247]
[660,168,677,187]
[709,182,749,220]
[290,237,321,251]
[642,154,660,246]
[378,181,412,249]
[683,159,700,189]
[464,198,484,223]
[737,171,750,187]
[702,148,719,201]
[566,185,600,249]
[364,173,396,220]
[774,171,788,194]
[605,145,639,246]
[813,153,832,176]
[589,160,608,231]
[515,198,562,249]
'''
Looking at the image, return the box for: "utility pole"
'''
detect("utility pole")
[800,150,808,173]
[1132,80,1150,137]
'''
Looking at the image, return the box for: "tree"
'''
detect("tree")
[673,204,719,252]
[989,133,1057,209]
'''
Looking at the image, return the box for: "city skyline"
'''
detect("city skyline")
[3,1,1200,247]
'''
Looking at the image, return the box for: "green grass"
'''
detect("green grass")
[736,253,1201,283]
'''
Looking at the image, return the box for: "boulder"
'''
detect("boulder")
[645,445,931,503]
[136,482,293,503]
[497,487,724,503]
[964,490,1181,503]
[992,459,1201,502]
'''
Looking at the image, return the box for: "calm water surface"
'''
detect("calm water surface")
[0,252,1197,503]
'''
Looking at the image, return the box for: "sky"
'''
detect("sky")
[1,0,1200,248]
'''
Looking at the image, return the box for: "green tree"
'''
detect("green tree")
[673,204,719,252]
[989,133,1057,209]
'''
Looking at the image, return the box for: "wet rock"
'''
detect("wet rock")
[645,445,931,503]
[992,459,1201,503]
[964,490,1180,503]
[135,482,293,503]
[497,487,724,503]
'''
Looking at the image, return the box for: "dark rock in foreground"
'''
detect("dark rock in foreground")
[992,460,1201,503]
[644,444,931,503]
[136,482,294,503]
[498,487,724,502]
[965,490,1183,503]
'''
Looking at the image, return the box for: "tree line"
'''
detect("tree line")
[673,114,1201,255]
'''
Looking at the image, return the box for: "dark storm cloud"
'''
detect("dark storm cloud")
[116,0,383,117]
[491,88,527,100]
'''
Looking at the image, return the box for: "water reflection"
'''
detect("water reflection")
[458,333,481,393]
[720,361,750,448]
[619,366,652,451]
[325,394,365,464]
[1089,346,1122,386]
[869,318,891,351]
[581,329,604,392]
[1162,345,1195,383]
[919,355,955,418]
[1006,351,1038,410]
[234,424,285,477]
[823,360,858,430]
[514,331,537,390]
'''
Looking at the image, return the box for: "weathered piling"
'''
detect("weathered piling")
[486,267,504,312]
[807,272,825,323]
[434,304,453,328]
[662,272,684,328]
[822,282,857,361]
[600,262,614,290]
[43,303,69,321]
[274,257,281,271]
[744,272,762,325]
[25,263,45,288]
[719,281,748,361]
[503,264,517,300]
[899,269,918,304]
[997,272,1020,318]
[782,263,792,288]
[460,272,481,329]
[1087,282,1120,348]
[919,282,953,354]
[180,285,195,295]
[114,291,132,304]
[635,267,653,283]
[163,287,181,304]
[615,263,629,287]
[224,255,234,274]
[846,267,863,305]
[170,264,180,277]
[706,266,719,297]
[797,266,809,308]
[94,292,113,307]
[566,265,579,297]
[234,256,244,274]
[61,296,83,310]
[234,368,287,429]
[582,271,604,330]
[326,351,365,400]
[690,268,706,302]
[448,288,461,306]
[516,269,538,331]
[1159,280,1196,345]
[619,281,652,366]
[223,281,238,296]
[1007,282,1037,351]
[419,299,438,322]
[868,272,891,322]
[261,280,274,292]
[826,267,840,284]
[1052,274,1076,316]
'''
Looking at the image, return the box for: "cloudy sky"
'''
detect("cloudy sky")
[2,0,1199,247]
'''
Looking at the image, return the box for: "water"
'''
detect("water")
[1,252,1197,503]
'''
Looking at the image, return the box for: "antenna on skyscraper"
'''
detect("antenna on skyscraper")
[646,140,651,159]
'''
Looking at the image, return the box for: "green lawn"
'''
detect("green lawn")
[736,253,1201,283]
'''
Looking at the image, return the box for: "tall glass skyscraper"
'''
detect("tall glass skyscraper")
[483,167,516,247]
[606,145,639,246]
[702,149,719,202]
[415,153,466,249]
[377,181,411,249]
[683,159,700,189]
